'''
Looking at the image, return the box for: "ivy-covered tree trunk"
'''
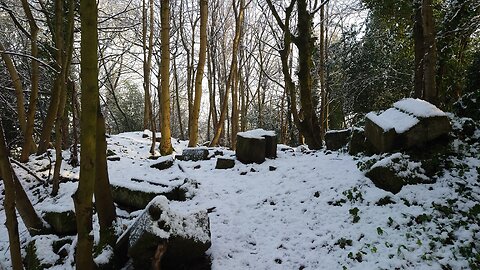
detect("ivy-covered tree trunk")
[74,0,99,267]
[421,0,437,104]
[159,0,173,155]
[0,119,23,270]
[295,0,322,149]
[413,0,424,99]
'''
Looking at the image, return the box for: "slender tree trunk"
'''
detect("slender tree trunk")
[189,0,208,147]
[319,5,327,140]
[0,42,26,135]
[37,0,66,155]
[0,120,24,270]
[210,0,245,147]
[159,0,173,155]
[173,58,185,140]
[142,0,152,131]
[69,82,79,167]
[95,108,117,248]
[422,0,437,104]
[20,0,41,159]
[74,0,99,267]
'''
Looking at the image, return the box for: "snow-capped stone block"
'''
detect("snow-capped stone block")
[325,129,351,151]
[215,157,235,169]
[110,180,189,210]
[181,148,209,161]
[236,129,277,164]
[365,99,451,152]
[116,196,211,269]
[348,127,374,155]
[42,210,77,236]
[150,157,174,170]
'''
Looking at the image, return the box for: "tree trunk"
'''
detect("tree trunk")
[413,0,424,99]
[19,0,41,160]
[319,4,327,140]
[210,0,245,147]
[95,108,117,248]
[0,42,27,135]
[422,0,437,104]
[173,57,185,140]
[295,0,322,149]
[74,0,99,267]
[188,0,208,147]
[0,120,24,270]
[37,0,66,155]
[159,0,173,155]
[142,0,153,131]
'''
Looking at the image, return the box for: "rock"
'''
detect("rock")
[269,166,277,171]
[236,129,277,164]
[115,196,211,270]
[150,157,174,171]
[365,153,434,194]
[26,235,67,270]
[365,98,451,153]
[106,149,116,157]
[182,148,209,161]
[107,156,120,161]
[42,210,77,235]
[214,150,224,156]
[215,158,235,169]
[325,129,351,151]
[348,127,375,155]
[111,180,190,210]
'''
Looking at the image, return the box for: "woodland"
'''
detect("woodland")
[0,0,479,269]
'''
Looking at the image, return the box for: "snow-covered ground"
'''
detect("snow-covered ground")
[0,130,479,269]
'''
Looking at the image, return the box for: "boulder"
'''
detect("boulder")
[325,129,351,151]
[215,158,235,169]
[115,196,211,269]
[182,148,209,161]
[111,180,191,210]
[25,235,71,270]
[365,98,451,153]
[150,157,175,170]
[365,153,433,194]
[42,210,77,236]
[236,129,277,164]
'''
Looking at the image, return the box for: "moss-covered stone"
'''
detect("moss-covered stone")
[110,183,187,211]
[215,158,235,169]
[236,136,266,164]
[42,210,77,235]
[325,129,351,151]
[150,158,174,170]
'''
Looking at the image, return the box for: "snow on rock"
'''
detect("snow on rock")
[118,195,211,269]
[394,98,447,118]
[368,108,419,134]
[237,128,275,139]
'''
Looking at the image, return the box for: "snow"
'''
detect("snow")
[237,129,276,139]
[0,127,479,269]
[393,98,447,118]
[367,108,419,133]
